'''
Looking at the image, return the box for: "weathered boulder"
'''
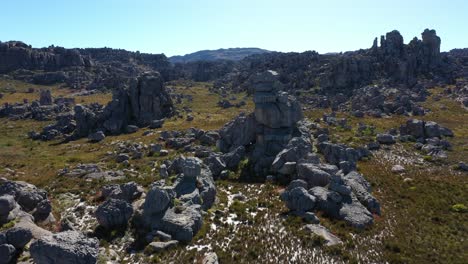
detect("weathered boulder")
[0,179,52,222]
[152,204,203,242]
[280,186,316,212]
[376,133,396,144]
[217,113,257,152]
[87,131,105,142]
[101,182,143,202]
[30,231,99,264]
[143,185,175,219]
[303,224,343,246]
[147,240,179,253]
[95,199,133,229]
[296,163,331,187]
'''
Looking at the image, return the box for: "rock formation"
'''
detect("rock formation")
[32,71,174,140]
[101,71,174,134]
[218,70,304,176]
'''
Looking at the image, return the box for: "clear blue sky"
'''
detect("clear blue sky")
[1,0,466,56]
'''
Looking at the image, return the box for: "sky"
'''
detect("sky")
[1,0,467,56]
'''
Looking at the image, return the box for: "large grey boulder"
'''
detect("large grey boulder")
[153,204,203,242]
[338,194,374,229]
[343,172,381,215]
[280,186,316,212]
[303,224,343,246]
[95,199,133,229]
[297,163,331,187]
[376,133,396,144]
[309,187,342,218]
[30,231,99,264]
[143,185,175,220]
[424,121,441,138]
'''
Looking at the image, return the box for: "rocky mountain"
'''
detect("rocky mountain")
[169,48,270,63]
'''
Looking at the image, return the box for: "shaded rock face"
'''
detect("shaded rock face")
[30,231,99,264]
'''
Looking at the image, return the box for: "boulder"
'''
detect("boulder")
[280,186,316,212]
[101,182,143,202]
[303,224,343,246]
[143,185,174,219]
[87,131,105,142]
[297,163,331,187]
[376,133,396,144]
[95,199,133,229]
[153,204,203,242]
[30,231,99,264]
[147,240,178,253]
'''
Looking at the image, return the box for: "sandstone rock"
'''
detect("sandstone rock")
[152,204,203,242]
[376,133,396,144]
[297,163,330,187]
[95,199,133,229]
[30,231,99,264]
[87,131,105,142]
[304,224,343,246]
[147,240,178,253]
[280,186,316,212]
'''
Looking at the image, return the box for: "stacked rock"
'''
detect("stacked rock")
[250,71,303,175]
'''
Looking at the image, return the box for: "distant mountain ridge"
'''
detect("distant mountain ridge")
[169,48,270,63]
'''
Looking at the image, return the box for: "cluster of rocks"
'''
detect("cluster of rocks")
[131,156,216,244]
[31,72,175,141]
[346,84,428,117]
[374,119,454,159]
[217,99,246,109]
[214,70,380,229]
[58,163,125,181]
[281,169,380,229]
[0,178,100,264]
[218,70,303,177]
[0,89,74,121]
[0,40,176,90]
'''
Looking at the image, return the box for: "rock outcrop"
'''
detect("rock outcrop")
[218,70,304,177]
[32,71,174,140]
[136,156,216,243]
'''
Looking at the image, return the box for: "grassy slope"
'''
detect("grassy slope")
[0,79,466,263]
